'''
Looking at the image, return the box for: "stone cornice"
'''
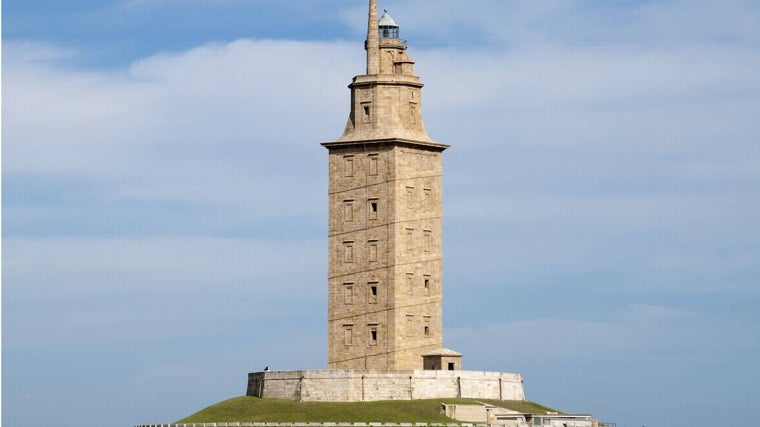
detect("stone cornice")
[321,138,449,151]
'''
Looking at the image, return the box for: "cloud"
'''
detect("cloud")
[4,38,356,176]
[4,38,364,233]
[369,0,760,49]
[4,236,324,299]
[444,304,726,372]
[6,18,759,304]
[444,303,760,424]
[3,234,326,351]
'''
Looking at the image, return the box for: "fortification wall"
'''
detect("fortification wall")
[247,370,525,402]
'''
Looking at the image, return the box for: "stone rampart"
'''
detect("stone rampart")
[247,370,525,402]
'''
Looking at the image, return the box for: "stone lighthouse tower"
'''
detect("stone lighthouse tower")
[248,1,524,402]
[322,0,450,371]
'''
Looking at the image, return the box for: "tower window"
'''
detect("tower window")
[410,107,416,124]
[368,198,379,220]
[368,240,378,262]
[423,188,432,211]
[343,241,354,263]
[344,156,354,177]
[361,103,371,123]
[406,186,414,208]
[406,228,414,251]
[368,282,378,304]
[344,200,354,222]
[424,229,432,252]
[344,282,354,304]
[406,273,414,295]
[424,275,431,295]
[406,315,415,336]
[368,154,379,175]
[368,325,378,345]
[424,326,430,337]
[344,325,353,346]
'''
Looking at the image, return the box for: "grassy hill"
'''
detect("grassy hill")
[177,397,561,424]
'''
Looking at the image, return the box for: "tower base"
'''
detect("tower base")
[247,369,525,402]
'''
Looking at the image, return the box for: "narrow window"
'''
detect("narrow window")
[344,282,354,304]
[448,363,455,371]
[406,315,414,336]
[344,325,353,345]
[406,186,414,208]
[423,316,431,337]
[406,228,414,251]
[423,275,431,295]
[368,282,378,304]
[361,103,371,123]
[368,154,379,175]
[423,188,432,211]
[424,325,430,337]
[344,241,354,263]
[410,107,416,124]
[424,230,431,252]
[368,240,378,262]
[344,200,354,222]
[406,273,414,295]
[369,325,378,345]
[344,156,354,177]
[368,198,379,220]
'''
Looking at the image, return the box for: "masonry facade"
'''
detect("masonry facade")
[322,1,449,371]
[248,370,525,402]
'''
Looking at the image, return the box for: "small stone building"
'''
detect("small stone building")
[422,348,463,371]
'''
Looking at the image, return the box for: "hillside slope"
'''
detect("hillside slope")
[177,397,561,423]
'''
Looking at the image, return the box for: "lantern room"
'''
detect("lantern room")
[378,9,399,39]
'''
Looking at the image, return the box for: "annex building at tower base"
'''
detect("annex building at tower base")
[247,369,525,402]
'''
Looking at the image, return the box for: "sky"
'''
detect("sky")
[3,1,760,426]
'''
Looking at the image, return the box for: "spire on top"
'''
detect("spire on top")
[366,0,380,75]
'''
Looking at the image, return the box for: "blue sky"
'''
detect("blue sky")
[3,1,760,427]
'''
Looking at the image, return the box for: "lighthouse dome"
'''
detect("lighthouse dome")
[378,10,399,38]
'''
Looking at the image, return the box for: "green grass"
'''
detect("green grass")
[177,397,562,424]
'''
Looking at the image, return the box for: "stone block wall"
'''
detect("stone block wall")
[247,370,525,402]
[326,142,446,371]
[442,405,488,423]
